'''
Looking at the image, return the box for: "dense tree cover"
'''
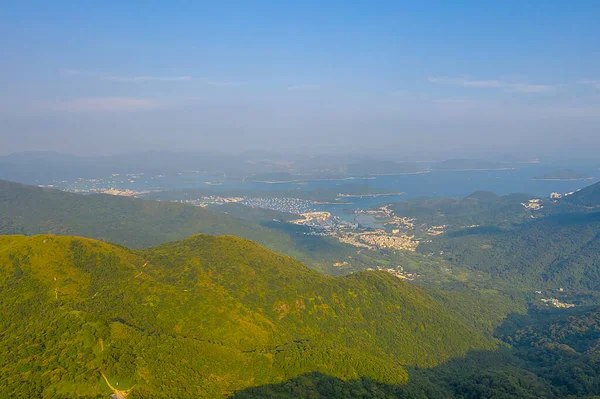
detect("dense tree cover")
[0,179,397,274]
[0,179,285,249]
[232,307,600,399]
[386,181,600,293]
[563,180,600,208]
[420,211,600,291]
[390,191,537,229]
[0,234,498,398]
[425,288,526,337]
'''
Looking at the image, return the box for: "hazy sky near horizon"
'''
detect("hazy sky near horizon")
[1,1,599,158]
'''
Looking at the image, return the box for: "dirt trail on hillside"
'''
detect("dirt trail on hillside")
[101,371,133,399]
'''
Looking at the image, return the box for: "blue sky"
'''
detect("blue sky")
[1,1,599,158]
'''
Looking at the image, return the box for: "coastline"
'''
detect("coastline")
[251,176,376,184]
[313,201,353,205]
[363,170,431,177]
[532,177,593,182]
[435,167,517,172]
[337,192,404,198]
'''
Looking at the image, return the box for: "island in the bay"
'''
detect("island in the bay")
[533,169,593,181]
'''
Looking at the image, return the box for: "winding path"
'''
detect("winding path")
[101,371,134,399]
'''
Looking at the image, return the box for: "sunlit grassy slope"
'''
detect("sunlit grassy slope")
[0,234,494,398]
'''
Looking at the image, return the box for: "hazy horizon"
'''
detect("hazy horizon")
[2,1,599,158]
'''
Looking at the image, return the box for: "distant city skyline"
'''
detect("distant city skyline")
[1,1,599,157]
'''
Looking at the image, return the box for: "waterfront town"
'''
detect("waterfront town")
[42,173,427,252]
[179,195,423,252]
[42,173,582,255]
[367,265,420,281]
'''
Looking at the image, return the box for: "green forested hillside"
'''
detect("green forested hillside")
[385,182,600,292]
[563,180,600,207]
[0,179,389,274]
[0,179,283,248]
[420,211,600,290]
[390,191,537,229]
[0,234,494,398]
[232,307,600,399]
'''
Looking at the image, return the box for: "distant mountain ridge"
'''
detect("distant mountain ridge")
[0,179,285,248]
[0,179,405,274]
[433,158,514,171]
[0,151,247,184]
[345,160,427,176]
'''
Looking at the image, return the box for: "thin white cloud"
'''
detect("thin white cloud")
[55,97,159,112]
[60,68,191,83]
[59,68,91,77]
[429,77,504,88]
[102,75,192,82]
[60,68,249,87]
[206,80,243,87]
[428,76,555,93]
[578,79,600,89]
[434,97,471,104]
[288,84,320,91]
[508,83,555,93]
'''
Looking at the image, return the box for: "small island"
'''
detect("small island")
[433,158,515,171]
[533,169,593,181]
